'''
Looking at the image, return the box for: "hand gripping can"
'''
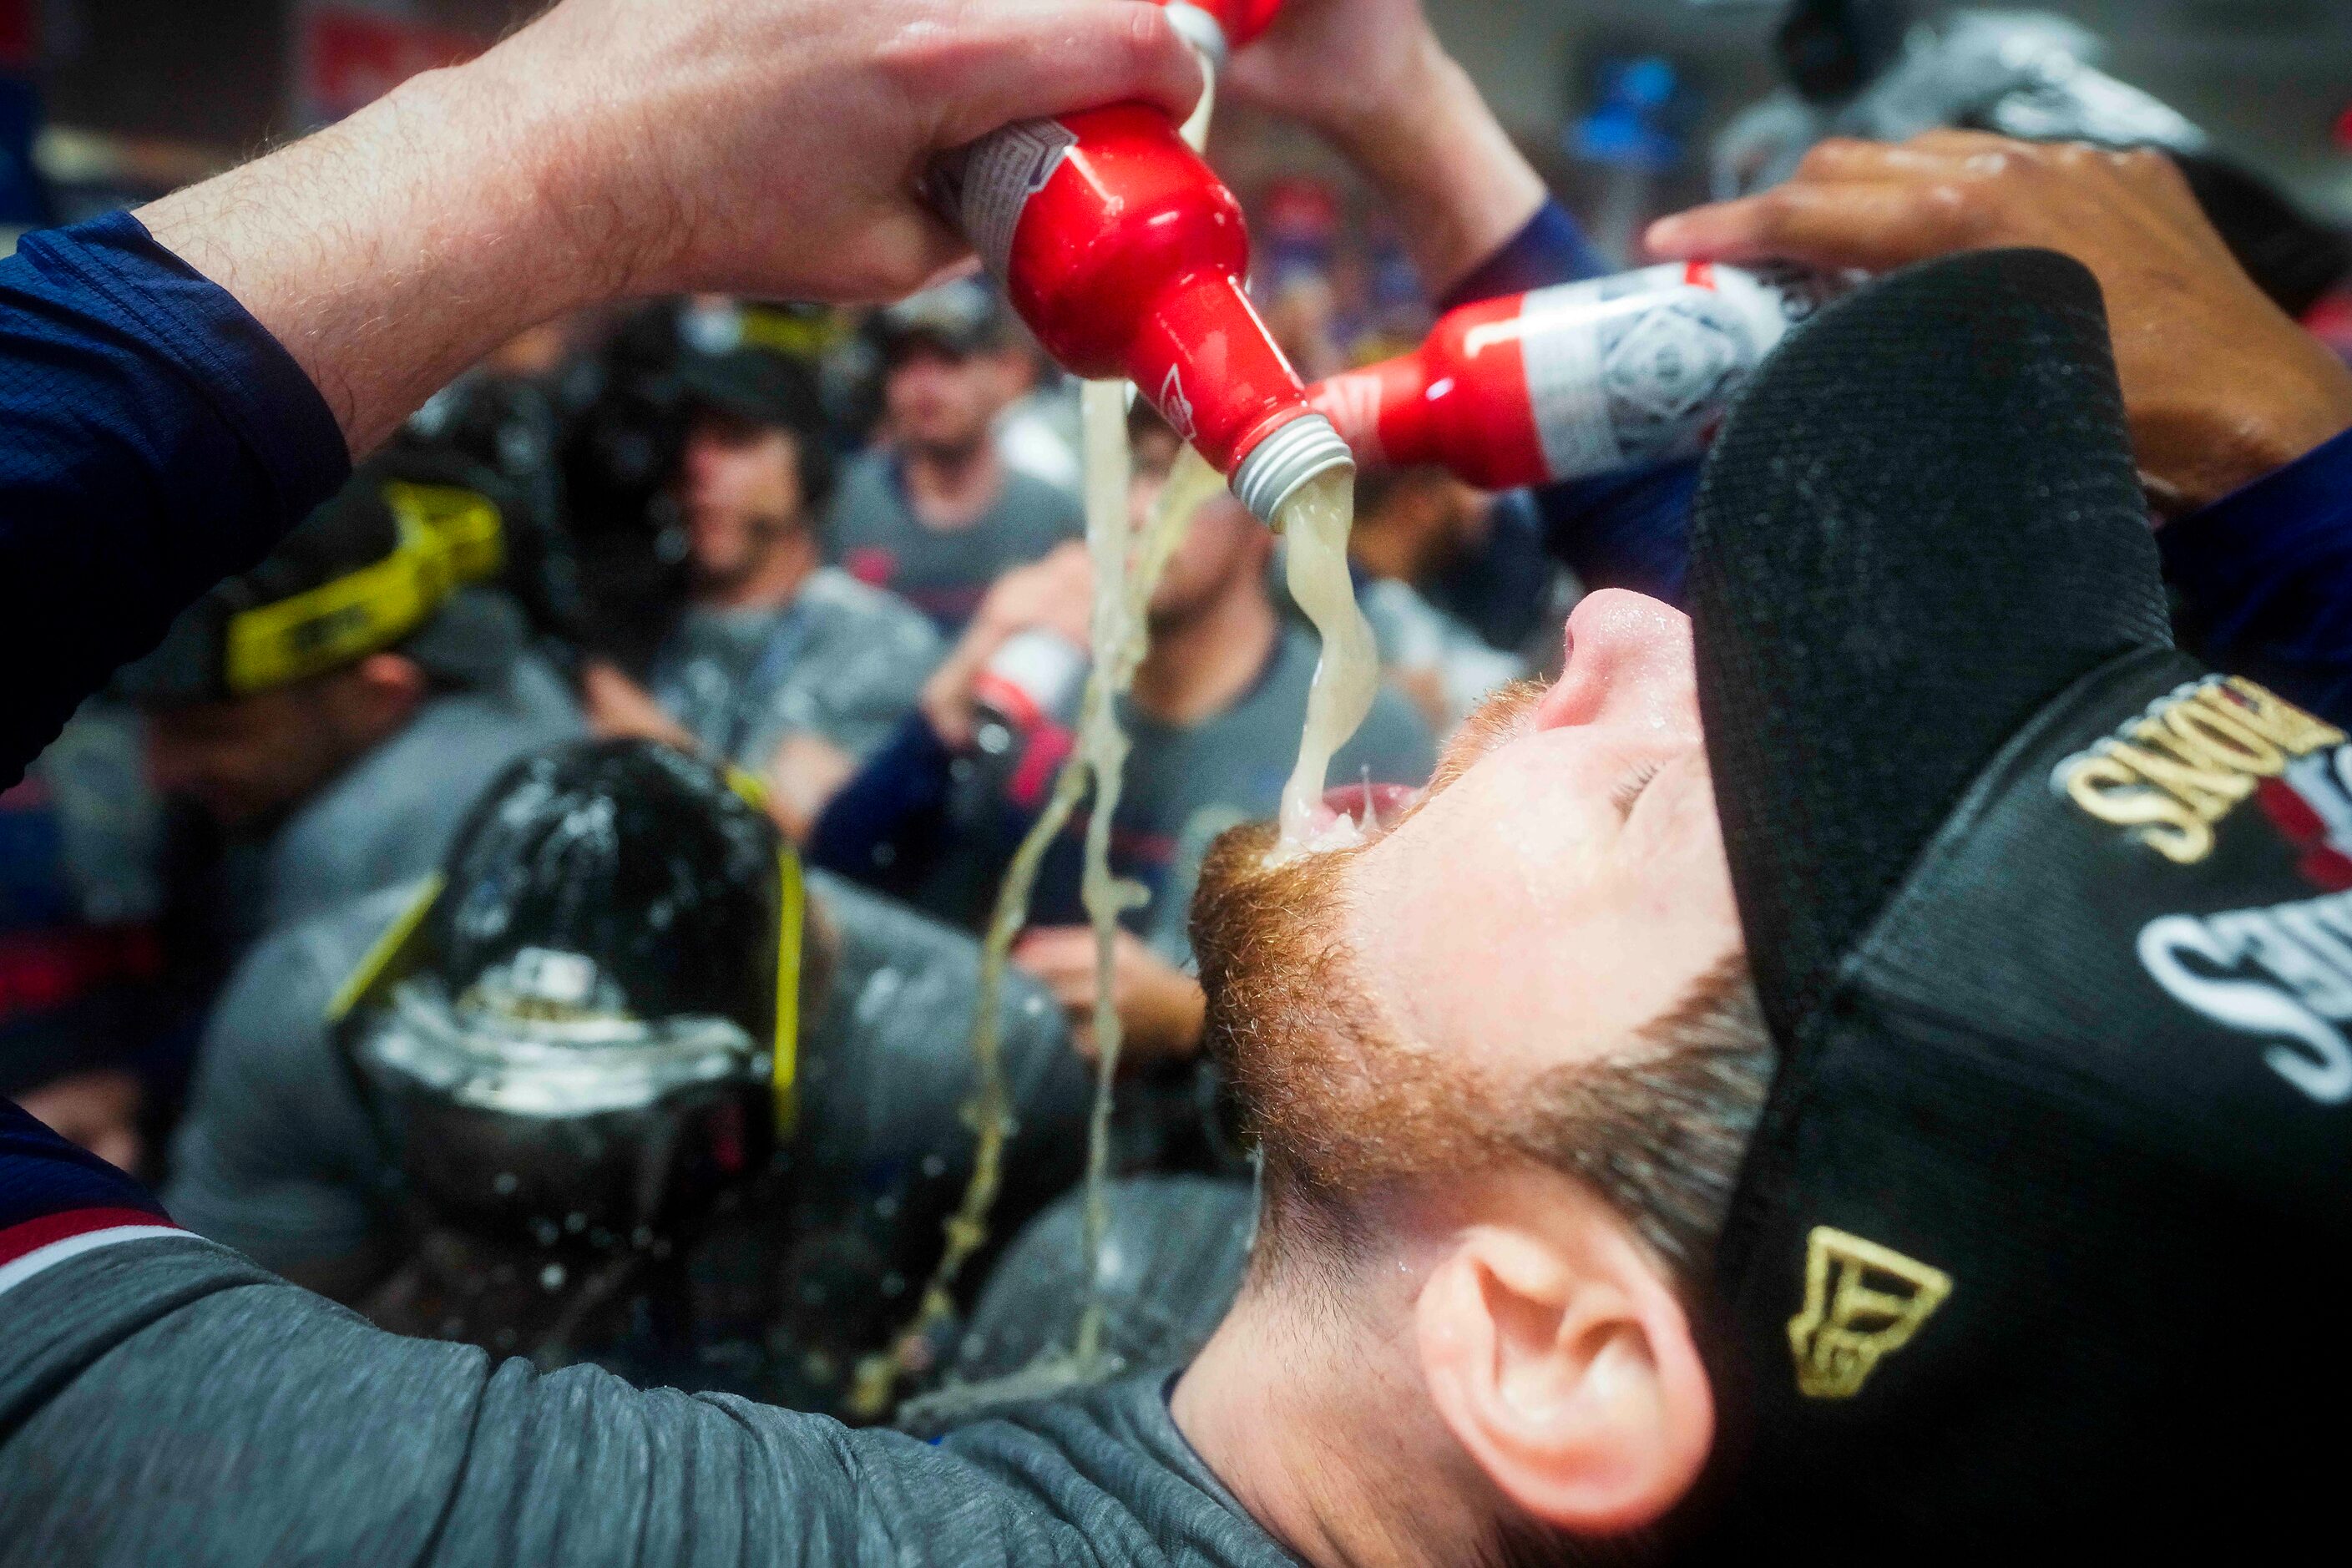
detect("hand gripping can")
[931,104,1351,528]
[1309,262,1833,491]
[971,628,1089,746]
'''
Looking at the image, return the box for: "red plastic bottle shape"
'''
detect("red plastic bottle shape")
[1308,262,1830,490]
[932,103,1348,526]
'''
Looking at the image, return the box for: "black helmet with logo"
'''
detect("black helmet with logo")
[335,739,807,1254]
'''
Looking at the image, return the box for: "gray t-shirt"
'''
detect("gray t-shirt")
[943,1176,1256,1395]
[0,1236,1292,1567]
[827,452,1084,635]
[167,871,1091,1304]
[645,566,941,769]
[235,649,583,941]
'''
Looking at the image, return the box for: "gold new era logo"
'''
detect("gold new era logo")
[1788,1227,1953,1399]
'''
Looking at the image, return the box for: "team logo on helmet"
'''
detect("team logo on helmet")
[2053,677,2344,865]
[1788,1227,1954,1399]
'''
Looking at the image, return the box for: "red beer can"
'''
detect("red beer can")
[933,104,1350,526]
[1310,262,1832,490]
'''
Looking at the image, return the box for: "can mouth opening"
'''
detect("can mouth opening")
[1232,412,1355,528]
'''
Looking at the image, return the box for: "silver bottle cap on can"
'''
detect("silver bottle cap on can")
[1161,2,1231,66]
[1232,412,1354,529]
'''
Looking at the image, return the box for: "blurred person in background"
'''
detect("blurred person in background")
[580,346,941,840]
[165,740,1090,1415]
[811,405,1434,1098]
[1258,270,1348,386]
[828,279,1084,635]
[120,458,583,948]
[393,324,602,660]
[1349,465,1572,675]
[0,703,170,1174]
[990,328,1084,498]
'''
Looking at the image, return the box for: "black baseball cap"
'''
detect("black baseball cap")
[1676,249,2352,1549]
[116,453,516,706]
[671,346,836,508]
[674,346,826,431]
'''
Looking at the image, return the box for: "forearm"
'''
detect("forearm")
[138,57,604,456]
[1318,41,1545,301]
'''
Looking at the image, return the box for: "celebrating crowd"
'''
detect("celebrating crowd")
[2,0,2350,1560]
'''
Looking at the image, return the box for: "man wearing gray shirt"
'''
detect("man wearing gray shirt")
[164,741,1091,1416]
[827,281,1085,635]
[582,347,942,840]
[123,459,583,946]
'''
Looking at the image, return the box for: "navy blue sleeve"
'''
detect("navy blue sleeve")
[1534,461,1700,605]
[0,1098,180,1267]
[0,211,352,784]
[2160,425,2352,729]
[1435,197,1701,606]
[1437,200,1611,311]
[806,708,962,897]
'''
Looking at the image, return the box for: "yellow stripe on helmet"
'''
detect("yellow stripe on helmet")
[326,873,444,1025]
[721,766,805,1138]
[771,847,805,1139]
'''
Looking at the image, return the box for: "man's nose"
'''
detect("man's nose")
[1533,589,1698,736]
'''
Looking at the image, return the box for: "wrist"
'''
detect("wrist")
[436,47,643,310]
[2144,352,2352,519]
[1324,46,1545,298]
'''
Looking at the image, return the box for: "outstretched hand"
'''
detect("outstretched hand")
[1647,131,2352,516]
[501,0,1203,304]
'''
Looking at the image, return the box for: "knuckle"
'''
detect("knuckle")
[1794,137,1863,179]
[1753,187,1800,237]
[1923,179,1985,233]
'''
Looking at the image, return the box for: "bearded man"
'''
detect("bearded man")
[7,239,2347,1559]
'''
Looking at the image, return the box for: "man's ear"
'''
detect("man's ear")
[1414,1203,1713,1538]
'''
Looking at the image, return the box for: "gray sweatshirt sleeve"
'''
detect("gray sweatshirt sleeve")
[0,1237,1014,1568]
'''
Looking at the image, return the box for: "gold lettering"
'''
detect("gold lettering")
[2108,736,2254,818]
[2062,754,2216,863]
[2220,677,2346,755]
[2164,701,2285,774]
